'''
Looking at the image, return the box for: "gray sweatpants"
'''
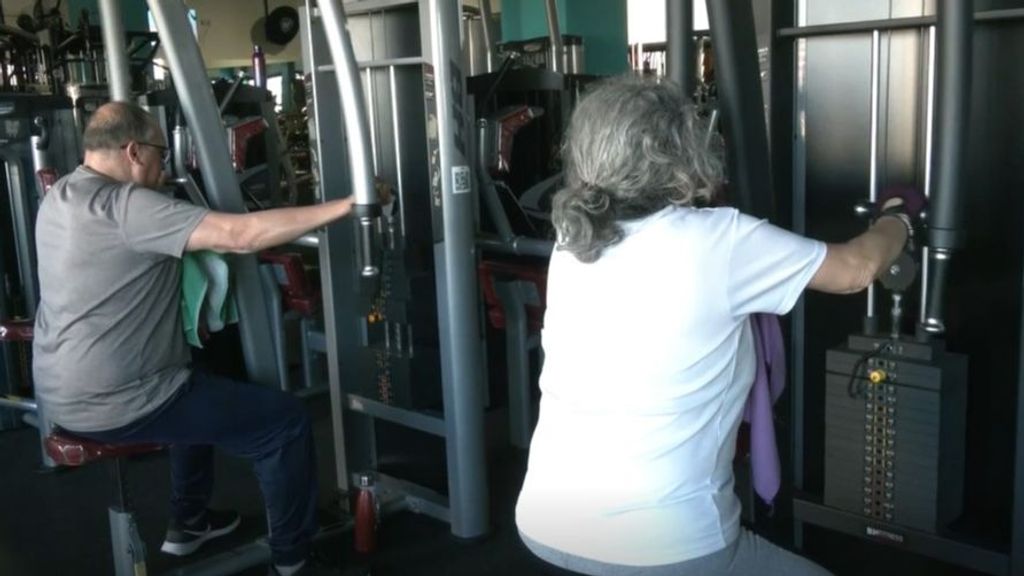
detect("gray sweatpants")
[521,529,833,576]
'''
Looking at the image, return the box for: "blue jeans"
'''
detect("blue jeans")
[70,369,318,566]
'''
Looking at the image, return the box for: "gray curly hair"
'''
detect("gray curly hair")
[552,77,724,263]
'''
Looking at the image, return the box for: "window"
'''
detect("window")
[627,0,709,44]
[266,75,284,113]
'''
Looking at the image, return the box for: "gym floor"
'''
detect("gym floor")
[0,396,990,575]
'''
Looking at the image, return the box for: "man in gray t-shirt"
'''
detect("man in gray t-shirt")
[33,102,363,576]
[34,162,207,432]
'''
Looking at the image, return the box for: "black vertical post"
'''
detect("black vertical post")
[666,0,695,97]
[921,0,972,335]
[706,0,774,220]
[770,0,798,503]
[1015,260,1024,574]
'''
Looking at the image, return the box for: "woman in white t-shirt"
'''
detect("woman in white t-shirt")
[515,78,914,576]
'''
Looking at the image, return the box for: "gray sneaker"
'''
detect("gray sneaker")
[160,509,241,556]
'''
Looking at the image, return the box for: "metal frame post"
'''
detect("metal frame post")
[422,0,489,539]
[666,0,695,96]
[99,0,132,101]
[2,153,38,318]
[495,281,532,449]
[706,0,774,220]
[543,0,564,74]
[147,0,280,387]
[299,3,360,499]
[921,0,973,336]
[479,0,496,73]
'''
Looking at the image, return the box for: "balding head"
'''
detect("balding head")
[82,102,167,189]
[83,102,163,152]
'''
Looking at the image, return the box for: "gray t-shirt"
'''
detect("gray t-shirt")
[33,166,209,432]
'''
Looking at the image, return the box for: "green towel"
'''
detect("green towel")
[181,251,239,348]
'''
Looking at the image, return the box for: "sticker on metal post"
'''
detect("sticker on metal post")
[452,165,471,195]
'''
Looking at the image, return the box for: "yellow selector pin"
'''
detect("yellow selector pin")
[868,369,887,385]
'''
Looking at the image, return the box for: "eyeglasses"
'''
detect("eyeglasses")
[121,141,171,164]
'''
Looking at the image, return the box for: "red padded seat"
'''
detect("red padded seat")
[259,251,321,317]
[478,260,548,332]
[44,429,162,467]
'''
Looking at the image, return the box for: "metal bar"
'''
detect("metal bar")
[793,498,1008,575]
[2,155,38,318]
[259,100,285,206]
[868,30,881,204]
[300,2,354,497]
[171,125,210,208]
[292,234,320,248]
[476,140,514,242]
[928,0,972,247]
[108,508,141,576]
[346,393,446,436]
[337,0,418,16]
[423,0,489,540]
[476,234,554,258]
[147,0,280,388]
[375,472,450,523]
[318,0,382,278]
[923,27,937,200]
[365,67,379,175]
[218,72,245,115]
[779,15,934,38]
[777,9,1024,39]
[258,265,291,391]
[666,0,695,96]
[866,30,881,327]
[976,8,1024,23]
[706,0,774,219]
[922,0,972,335]
[543,0,563,74]
[495,282,532,449]
[920,26,936,328]
[0,395,37,412]
[30,117,49,176]
[478,0,496,73]
[99,0,131,101]
[389,65,407,238]
[1013,160,1024,576]
[318,57,426,71]
[791,0,807,549]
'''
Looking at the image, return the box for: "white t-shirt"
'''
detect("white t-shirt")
[516,206,826,566]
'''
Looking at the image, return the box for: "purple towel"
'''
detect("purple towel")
[743,313,786,506]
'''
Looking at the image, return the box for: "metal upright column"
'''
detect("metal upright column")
[147,0,280,387]
[921,0,972,336]
[706,0,774,220]
[2,154,37,318]
[99,0,131,101]
[543,0,564,74]
[299,2,357,500]
[423,0,489,539]
[479,0,496,73]
[666,0,695,96]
